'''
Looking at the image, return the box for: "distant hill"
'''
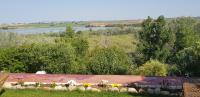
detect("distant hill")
[1,16,200,29]
[85,19,143,27]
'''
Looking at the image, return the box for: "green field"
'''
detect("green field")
[1,33,136,53]
[0,89,177,97]
[88,34,137,53]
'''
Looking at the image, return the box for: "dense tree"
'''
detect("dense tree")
[0,43,78,74]
[87,47,133,74]
[172,39,200,76]
[63,25,75,38]
[71,38,89,74]
[167,17,200,76]
[169,17,197,51]
[194,22,200,36]
[0,47,25,72]
[137,16,175,63]
[71,38,89,57]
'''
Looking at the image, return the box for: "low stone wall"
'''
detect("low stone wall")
[3,82,137,92]
[3,81,182,96]
[3,73,186,96]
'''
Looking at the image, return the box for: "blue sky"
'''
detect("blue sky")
[0,0,199,23]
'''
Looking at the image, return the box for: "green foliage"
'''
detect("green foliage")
[1,16,200,76]
[71,38,89,57]
[194,22,200,35]
[172,40,200,76]
[0,47,26,72]
[70,38,89,74]
[167,65,179,76]
[87,47,133,74]
[135,16,200,76]
[137,16,175,63]
[0,43,78,74]
[64,25,75,38]
[44,43,78,74]
[167,17,200,76]
[169,17,197,51]
[135,60,168,76]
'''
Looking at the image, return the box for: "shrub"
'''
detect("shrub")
[167,65,179,76]
[135,60,168,76]
[87,47,133,74]
[0,43,78,74]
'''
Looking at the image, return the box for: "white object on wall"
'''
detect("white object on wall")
[35,71,46,74]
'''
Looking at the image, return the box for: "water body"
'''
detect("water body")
[0,26,114,34]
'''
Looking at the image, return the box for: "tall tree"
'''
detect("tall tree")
[169,17,197,52]
[137,16,175,63]
[168,17,200,76]
[64,25,74,38]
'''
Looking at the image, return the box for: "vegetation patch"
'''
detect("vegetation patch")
[0,89,178,97]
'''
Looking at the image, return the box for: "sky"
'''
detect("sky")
[0,0,200,23]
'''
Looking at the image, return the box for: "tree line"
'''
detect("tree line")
[0,16,200,76]
[135,16,200,76]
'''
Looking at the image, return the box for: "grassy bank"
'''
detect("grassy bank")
[88,34,137,53]
[0,89,177,97]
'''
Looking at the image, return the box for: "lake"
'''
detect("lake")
[0,26,114,34]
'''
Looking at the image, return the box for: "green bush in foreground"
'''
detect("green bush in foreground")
[87,47,133,74]
[135,60,168,76]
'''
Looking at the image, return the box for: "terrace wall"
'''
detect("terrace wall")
[2,73,186,96]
